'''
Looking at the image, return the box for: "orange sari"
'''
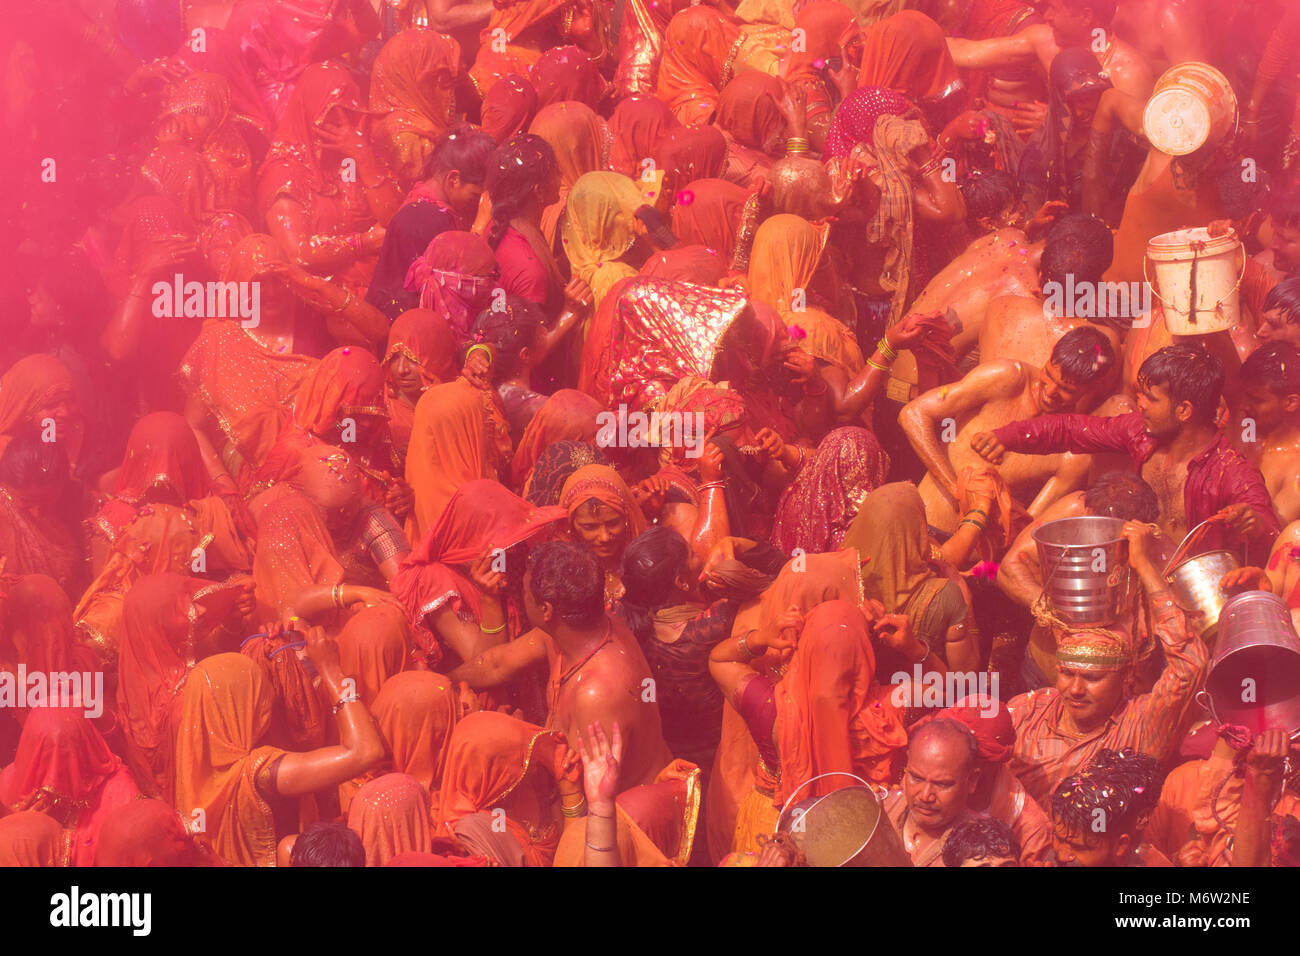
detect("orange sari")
[173,653,288,867]
[370,30,462,189]
[436,711,568,867]
[529,101,611,246]
[367,671,459,808]
[510,389,607,490]
[250,485,345,626]
[337,605,410,707]
[0,354,84,467]
[0,812,64,867]
[405,377,510,542]
[656,6,743,126]
[469,0,573,97]
[347,773,433,865]
[553,767,702,866]
[384,309,460,457]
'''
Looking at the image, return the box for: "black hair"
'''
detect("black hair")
[1040,213,1114,289]
[1242,341,1300,396]
[0,427,69,490]
[941,817,1021,867]
[910,717,980,775]
[484,134,558,248]
[470,296,544,382]
[1051,748,1162,845]
[527,540,606,629]
[1087,748,1163,820]
[425,124,496,184]
[1084,471,1160,523]
[1137,344,1224,424]
[1076,0,1118,23]
[1273,185,1300,232]
[291,822,366,867]
[1216,161,1272,220]
[1049,325,1115,386]
[618,527,690,645]
[961,169,1018,225]
[1264,273,1300,326]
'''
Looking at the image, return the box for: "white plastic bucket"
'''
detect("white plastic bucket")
[1142,62,1238,157]
[1145,227,1243,335]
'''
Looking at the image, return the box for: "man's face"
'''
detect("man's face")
[1045,0,1092,46]
[903,733,977,834]
[1256,306,1300,346]
[1262,217,1300,273]
[445,170,485,223]
[571,499,628,562]
[1240,380,1294,433]
[1036,361,1088,414]
[1136,383,1183,440]
[1051,819,1120,867]
[1055,663,1127,731]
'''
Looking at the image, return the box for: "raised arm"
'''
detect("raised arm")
[946,24,1053,72]
[448,627,549,689]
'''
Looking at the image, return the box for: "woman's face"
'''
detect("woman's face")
[571,499,628,562]
[387,352,423,399]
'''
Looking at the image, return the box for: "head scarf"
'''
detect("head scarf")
[523,441,611,507]
[173,653,286,866]
[292,346,387,434]
[824,85,911,157]
[405,378,501,540]
[578,276,750,410]
[511,390,607,489]
[640,245,729,285]
[715,71,787,151]
[560,464,648,539]
[369,30,463,182]
[776,600,908,799]
[481,74,539,144]
[348,773,433,865]
[251,486,344,625]
[337,605,411,706]
[0,705,122,817]
[385,309,461,450]
[392,479,567,657]
[404,231,500,343]
[260,60,367,204]
[784,1,859,119]
[2,575,96,677]
[652,377,748,469]
[0,354,83,466]
[748,214,864,375]
[855,10,962,100]
[161,72,253,211]
[530,102,612,244]
[609,96,680,177]
[371,671,459,801]
[561,172,648,306]
[1055,627,1135,673]
[933,695,1015,764]
[435,711,566,867]
[112,412,212,505]
[670,178,747,259]
[754,548,863,648]
[532,45,606,109]
[844,482,933,612]
[770,426,891,555]
[0,812,63,867]
[656,5,743,125]
[653,125,729,197]
[94,798,208,866]
[469,0,573,94]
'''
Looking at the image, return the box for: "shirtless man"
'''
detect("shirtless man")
[1110,0,1211,77]
[1237,343,1300,525]
[947,0,1155,108]
[980,214,1127,372]
[902,326,1117,534]
[450,541,674,791]
[973,345,1280,556]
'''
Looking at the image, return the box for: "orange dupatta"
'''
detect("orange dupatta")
[347,773,433,865]
[656,6,743,126]
[529,101,611,246]
[0,354,84,467]
[250,484,345,626]
[370,671,459,804]
[173,653,287,867]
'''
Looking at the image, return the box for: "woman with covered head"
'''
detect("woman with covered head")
[781,0,860,151]
[347,772,433,865]
[529,101,612,247]
[559,464,648,605]
[369,30,463,194]
[0,430,83,593]
[383,308,460,464]
[403,230,501,347]
[156,71,254,215]
[562,171,667,310]
[0,354,84,472]
[172,634,385,866]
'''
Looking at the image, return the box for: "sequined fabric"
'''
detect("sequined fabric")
[348,772,433,865]
[369,30,462,185]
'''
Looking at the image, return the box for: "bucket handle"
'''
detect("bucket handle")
[1196,691,1300,743]
[1143,233,1246,322]
[1162,517,1223,580]
[774,771,882,862]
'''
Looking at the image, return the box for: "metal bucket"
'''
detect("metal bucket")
[1199,591,1300,735]
[776,773,912,867]
[1164,549,1239,639]
[1032,516,1133,628]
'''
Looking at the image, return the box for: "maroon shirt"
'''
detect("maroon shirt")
[992,411,1281,555]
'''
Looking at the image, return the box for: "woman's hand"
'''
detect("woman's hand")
[871,612,924,660]
[303,624,341,672]
[577,720,623,806]
[385,478,414,519]
[777,81,808,137]
[754,427,786,463]
[698,441,726,483]
[631,475,670,517]
[781,343,817,386]
[460,345,494,389]
[563,277,594,316]
[885,310,947,352]
[468,550,507,596]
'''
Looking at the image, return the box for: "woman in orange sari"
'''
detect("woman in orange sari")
[713,71,789,186]
[0,354,84,470]
[468,0,592,100]
[480,74,538,144]
[93,798,222,866]
[670,178,747,260]
[337,605,410,707]
[369,30,463,195]
[532,45,607,110]
[347,772,433,865]
[656,6,743,126]
[384,308,459,464]
[560,464,647,604]
[157,71,255,215]
[608,96,680,178]
[529,101,611,247]
[0,812,64,867]
[0,705,141,867]
[509,389,606,491]
[0,437,83,596]
[435,710,574,867]
[855,10,964,107]
[173,646,384,867]
[782,0,859,150]
[653,126,729,199]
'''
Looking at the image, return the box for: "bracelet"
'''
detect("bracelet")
[349,233,363,255]
[738,631,758,661]
[479,620,506,635]
[785,137,810,156]
[917,156,943,178]
[585,840,617,852]
[795,445,807,470]
[959,517,986,531]
[965,507,988,519]
[561,797,587,818]
[876,337,898,362]
[865,357,890,373]
[332,689,360,714]
[331,289,353,313]
[910,638,931,663]
[332,583,346,609]
[698,480,727,492]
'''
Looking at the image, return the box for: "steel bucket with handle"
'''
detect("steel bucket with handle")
[775,773,912,867]
[1032,516,1133,627]
[1197,590,1300,736]
[1163,519,1239,640]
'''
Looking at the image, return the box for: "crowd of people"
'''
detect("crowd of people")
[2,0,1300,868]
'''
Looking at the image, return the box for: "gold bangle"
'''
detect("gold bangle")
[479,621,506,634]
[876,338,897,362]
[866,357,890,372]
[331,289,353,313]
[332,583,345,609]
[561,797,587,817]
